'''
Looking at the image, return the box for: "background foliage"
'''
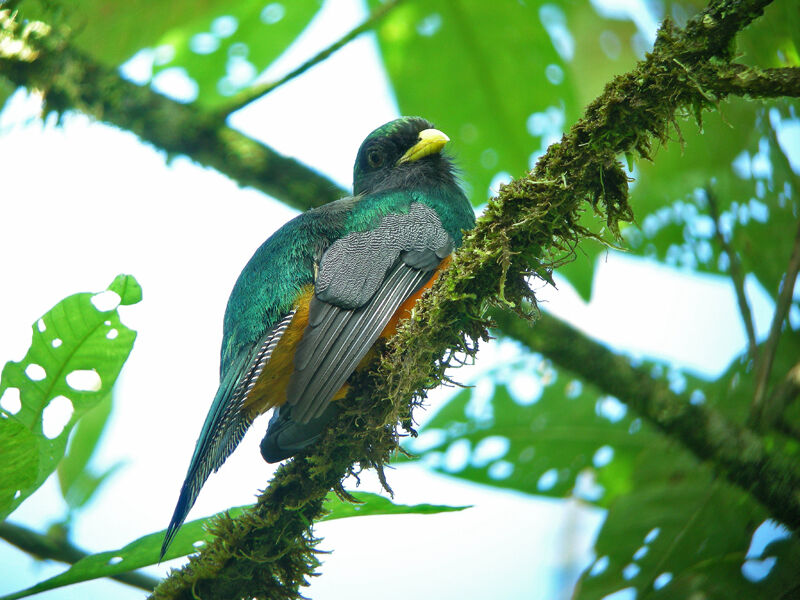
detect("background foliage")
[1,0,798,598]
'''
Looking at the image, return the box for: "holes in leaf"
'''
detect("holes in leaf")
[211,15,238,38]
[193,540,206,548]
[593,445,614,468]
[596,396,627,423]
[261,3,285,24]
[472,436,510,468]
[442,439,470,473]
[487,460,514,480]
[190,32,219,54]
[52,338,62,348]
[1,388,22,414]
[545,63,564,85]
[633,545,648,560]
[644,527,660,544]
[66,369,102,392]
[589,555,609,577]
[91,290,121,312]
[565,379,582,399]
[106,329,119,340]
[14,490,21,499]
[25,363,46,381]
[408,429,446,453]
[508,372,542,405]
[537,468,558,491]
[37,319,46,332]
[107,556,123,566]
[42,395,73,439]
[653,572,672,590]
[416,13,442,37]
[741,519,790,582]
[622,563,640,580]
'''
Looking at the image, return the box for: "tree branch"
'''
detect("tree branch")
[216,0,405,118]
[751,220,800,428]
[0,10,347,212]
[706,185,758,359]
[0,521,157,592]
[491,308,800,531]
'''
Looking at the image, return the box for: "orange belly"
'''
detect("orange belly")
[244,257,450,417]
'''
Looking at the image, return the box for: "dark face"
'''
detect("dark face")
[353,117,456,196]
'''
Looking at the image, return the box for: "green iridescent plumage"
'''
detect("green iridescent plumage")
[162,116,475,559]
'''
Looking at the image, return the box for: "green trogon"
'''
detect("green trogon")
[161,116,475,557]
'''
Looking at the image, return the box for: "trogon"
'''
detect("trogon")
[161,116,475,558]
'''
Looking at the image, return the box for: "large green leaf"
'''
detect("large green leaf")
[20,0,235,66]
[401,364,654,508]
[369,0,581,205]
[150,0,323,106]
[0,275,141,520]
[0,491,468,600]
[574,444,800,600]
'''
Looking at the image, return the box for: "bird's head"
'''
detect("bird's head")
[353,116,457,196]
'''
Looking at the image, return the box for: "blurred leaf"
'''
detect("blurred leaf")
[0,275,140,520]
[401,368,654,507]
[20,0,236,66]
[151,0,324,106]
[0,491,468,600]
[574,444,800,600]
[57,391,114,510]
[369,0,580,207]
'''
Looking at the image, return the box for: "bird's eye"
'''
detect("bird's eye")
[367,149,384,169]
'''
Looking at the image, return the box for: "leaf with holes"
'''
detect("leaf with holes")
[400,366,654,507]
[0,274,140,520]
[573,443,800,600]
[150,0,323,106]
[0,491,468,600]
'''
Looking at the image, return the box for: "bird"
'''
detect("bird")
[160,116,475,559]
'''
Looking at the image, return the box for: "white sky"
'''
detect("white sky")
[0,0,793,598]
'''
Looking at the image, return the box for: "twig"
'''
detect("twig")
[0,521,158,592]
[750,220,800,429]
[216,0,404,118]
[706,185,757,360]
[760,362,800,430]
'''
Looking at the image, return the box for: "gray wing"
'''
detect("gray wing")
[161,309,295,559]
[286,202,453,424]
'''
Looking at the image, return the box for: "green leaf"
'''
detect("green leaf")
[400,367,653,507]
[369,0,580,206]
[0,491,467,600]
[151,0,324,106]
[574,444,800,600]
[21,0,239,67]
[0,275,140,520]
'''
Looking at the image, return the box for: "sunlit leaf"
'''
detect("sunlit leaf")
[0,275,140,520]
[0,491,468,600]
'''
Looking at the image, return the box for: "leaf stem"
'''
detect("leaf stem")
[750,220,800,429]
[706,185,757,360]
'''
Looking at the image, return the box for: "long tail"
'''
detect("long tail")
[160,309,296,560]
[160,363,252,560]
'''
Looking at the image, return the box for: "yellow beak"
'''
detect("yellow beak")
[396,128,450,165]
